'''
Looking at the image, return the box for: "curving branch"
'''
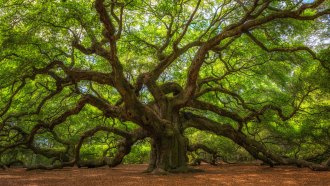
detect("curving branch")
[188,99,244,123]
[1,0,329,174]
[182,112,330,171]
[74,126,130,166]
[95,0,116,38]
[188,143,221,166]
[0,81,26,117]
[75,126,147,168]
[172,0,202,50]
[180,0,330,105]
[245,31,330,72]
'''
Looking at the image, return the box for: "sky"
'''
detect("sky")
[303,0,314,3]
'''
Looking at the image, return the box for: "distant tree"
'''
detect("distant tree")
[0,0,329,173]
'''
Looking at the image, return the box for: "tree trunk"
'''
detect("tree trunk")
[146,130,189,173]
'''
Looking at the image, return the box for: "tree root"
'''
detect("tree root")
[190,158,218,166]
[26,161,74,171]
[146,166,204,175]
[151,168,169,175]
[278,158,330,171]
[77,159,106,168]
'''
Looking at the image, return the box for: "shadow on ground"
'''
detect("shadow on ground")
[0,164,329,186]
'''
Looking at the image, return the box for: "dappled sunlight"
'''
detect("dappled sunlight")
[1,164,329,186]
[0,174,22,179]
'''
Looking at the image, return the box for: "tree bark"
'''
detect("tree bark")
[146,129,189,174]
[184,112,330,171]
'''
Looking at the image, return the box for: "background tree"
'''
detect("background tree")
[0,0,329,173]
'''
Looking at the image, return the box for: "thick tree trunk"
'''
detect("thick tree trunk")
[146,130,189,174]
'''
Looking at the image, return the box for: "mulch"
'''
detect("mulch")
[0,164,329,186]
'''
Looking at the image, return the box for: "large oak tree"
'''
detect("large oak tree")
[0,0,329,173]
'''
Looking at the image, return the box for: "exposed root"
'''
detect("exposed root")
[142,166,155,173]
[146,166,204,175]
[278,158,330,171]
[151,168,169,175]
[26,164,64,171]
[190,158,218,166]
[26,161,74,171]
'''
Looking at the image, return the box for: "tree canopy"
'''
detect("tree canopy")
[0,0,329,173]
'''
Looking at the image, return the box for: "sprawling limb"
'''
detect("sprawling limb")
[188,144,221,166]
[177,0,330,106]
[245,31,330,72]
[1,0,329,173]
[0,93,126,169]
[183,113,330,171]
[187,85,316,131]
[75,126,147,168]
[18,124,147,170]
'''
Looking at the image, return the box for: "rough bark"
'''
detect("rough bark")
[183,112,330,171]
[1,0,329,173]
[188,144,220,166]
[146,129,188,174]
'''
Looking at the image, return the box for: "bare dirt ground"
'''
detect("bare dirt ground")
[0,164,329,186]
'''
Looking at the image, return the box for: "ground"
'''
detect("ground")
[0,164,329,186]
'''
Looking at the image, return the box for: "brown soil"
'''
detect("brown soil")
[0,164,329,186]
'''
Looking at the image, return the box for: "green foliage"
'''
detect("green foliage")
[0,0,329,169]
[123,140,150,164]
